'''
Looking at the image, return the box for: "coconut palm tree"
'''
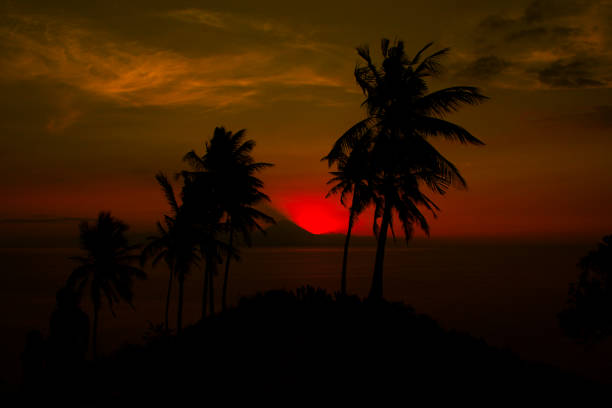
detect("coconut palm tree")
[324,134,374,296]
[183,127,275,312]
[141,173,200,333]
[179,171,225,318]
[220,188,274,311]
[326,39,487,299]
[67,212,146,358]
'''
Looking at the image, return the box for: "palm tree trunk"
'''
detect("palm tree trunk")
[341,208,356,296]
[208,252,215,315]
[177,276,184,335]
[164,270,173,331]
[370,200,391,300]
[222,224,234,311]
[202,261,209,319]
[92,303,99,360]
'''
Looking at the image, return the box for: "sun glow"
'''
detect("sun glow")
[281,196,346,234]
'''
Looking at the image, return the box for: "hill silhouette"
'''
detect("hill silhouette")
[16,287,605,405]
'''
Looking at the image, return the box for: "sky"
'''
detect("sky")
[0,0,611,242]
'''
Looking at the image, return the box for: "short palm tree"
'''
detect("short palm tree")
[67,212,146,358]
[324,134,373,296]
[141,173,200,334]
[183,127,274,312]
[327,39,487,299]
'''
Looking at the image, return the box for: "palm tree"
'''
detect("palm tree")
[179,168,225,318]
[220,189,274,311]
[324,134,373,296]
[67,212,146,358]
[183,127,275,312]
[327,39,487,299]
[141,173,200,333]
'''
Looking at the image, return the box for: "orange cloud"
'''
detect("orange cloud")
[0,14,349,109]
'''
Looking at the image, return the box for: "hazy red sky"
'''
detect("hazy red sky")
[1,0,611,241]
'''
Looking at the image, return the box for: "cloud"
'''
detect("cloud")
[459,56,511,80]
[164,8,330,52]
[540,105,612,130]
[456,0,612,89]
[167,9,227,29]
[536,57,605,87]
[46,109,81,132]
[0,13,349,110]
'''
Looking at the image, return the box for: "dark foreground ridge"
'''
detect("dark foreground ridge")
[17,287,604,405]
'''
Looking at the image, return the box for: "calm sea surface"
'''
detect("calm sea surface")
[1,244,611,385]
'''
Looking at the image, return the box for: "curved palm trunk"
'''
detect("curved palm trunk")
[208,252,216,315]
[177,275,185,335]
[92,304,99,360]
[369,200,392,300]
[164,270,173,331]
[341,207,356,296]
[222,224,234,311]
[202,261,209,319]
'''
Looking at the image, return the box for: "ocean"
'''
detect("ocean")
[1,243,611,386]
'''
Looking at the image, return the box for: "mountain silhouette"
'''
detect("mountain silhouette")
[251,219,318,246]
[251,219,378,247]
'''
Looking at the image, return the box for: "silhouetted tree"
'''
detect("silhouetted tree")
[180,169,225,317]
[47,286,89,365]
[324,134,374,295]
[67,212,146,358]
[182,127,274,312]
[559,235,612,343]
[327,39,486,299]
[141,173,200,333]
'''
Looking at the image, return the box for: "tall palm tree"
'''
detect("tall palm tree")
[179,171,224,318]
[67,212,146,358]
[327,39,487,299]
[324,134,373,296]
[183,127,274,312]
[141,173,200,333]
[220,188,274,311]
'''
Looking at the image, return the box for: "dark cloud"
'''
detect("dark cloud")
[576,105,612,129]
[536,57,605,88]
[467,0,611,88]
[474,1,591,50]
[459,56,511,80]
[523,0,596,23]
[503,25,580,44]
[550,105,612,129]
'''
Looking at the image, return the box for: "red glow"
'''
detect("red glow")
[281,196,346,234]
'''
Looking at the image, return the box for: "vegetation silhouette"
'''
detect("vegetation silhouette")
[19,287,90,401]
[559,234,612,343]
[180,165,226,317]
[183,127,274,311]
[180,126,274,315]
[326,39,487,299]
[22,287,604,404]
[141,173,201,333]
[47,286,90,366]
[67,212,146,358]
[324,133,374,295]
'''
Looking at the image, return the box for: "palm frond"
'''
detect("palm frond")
[413,116,485,145]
